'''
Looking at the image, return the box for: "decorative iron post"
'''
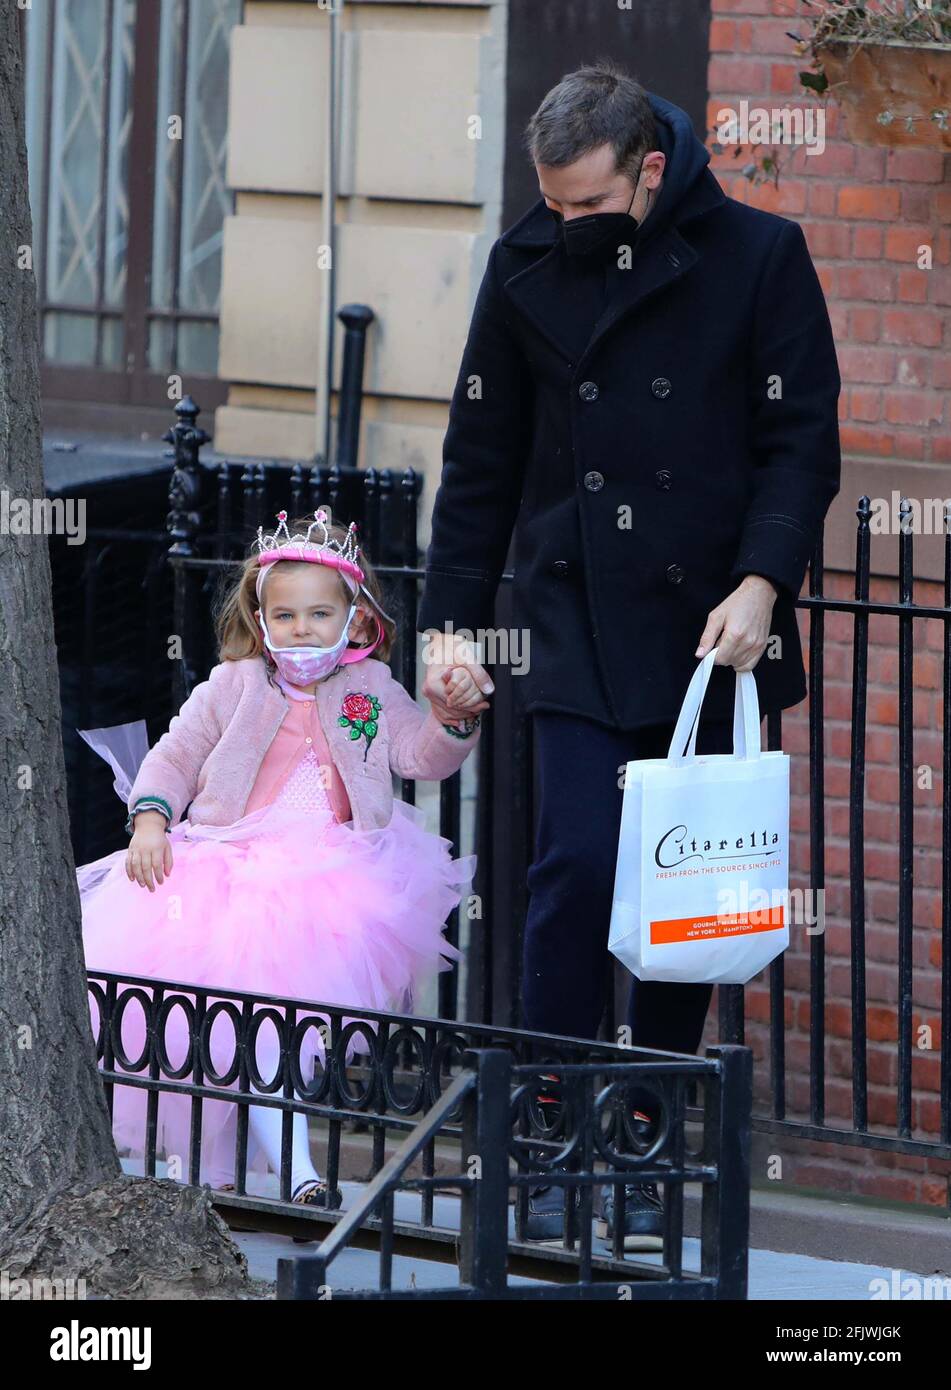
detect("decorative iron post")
[458,1048,511,1296]
[164,395,210,705]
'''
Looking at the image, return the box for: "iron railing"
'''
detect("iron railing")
[87,969,752,1298]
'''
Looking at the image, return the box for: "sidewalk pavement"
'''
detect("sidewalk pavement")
[232,1180,927,1299]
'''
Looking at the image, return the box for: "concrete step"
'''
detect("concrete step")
[120,1157,949,1297]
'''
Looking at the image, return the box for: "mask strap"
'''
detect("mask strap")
[337,611,384,664]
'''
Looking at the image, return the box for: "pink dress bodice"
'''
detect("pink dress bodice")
[243,671,353,824]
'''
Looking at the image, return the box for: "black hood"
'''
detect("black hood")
[638,92,714,246]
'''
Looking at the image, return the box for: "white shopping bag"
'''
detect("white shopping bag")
[608,647,790,985]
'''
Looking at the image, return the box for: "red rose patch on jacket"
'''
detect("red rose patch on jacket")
[338,692,382,761]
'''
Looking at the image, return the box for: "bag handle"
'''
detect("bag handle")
[666,647,762,763]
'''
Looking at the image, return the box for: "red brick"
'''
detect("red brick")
[709,56,770,92]
[839,346,896,384]
[854,147,886,181]
[837,185,901,221]
[884,393,944,428]
[808,182,837,216]
[902,187,937,221]
[745,179,808,214]
[882,309,943,347]
[921,1178,950,1207]
[867,1006,899,1042]
[916,1098,942,1135]
[836,266,895,301]
[885,226,937,263]
[788,1162,855,1192]
[897,269,929,304]
[849,307,880,343]
[933,356,951,392]
[885,148,946,183]
[750,18,801,53]
[892,431,928,460]
[709,18,737,50]
[896,352,933,388]
[769,63,798,96]
[930,270,951,306]
[802,221,852,259]
[712,0,770,11]
[849,387,882,423]
[801,142,853,179]
[856,1173,919,1203]
[852,225,883,259]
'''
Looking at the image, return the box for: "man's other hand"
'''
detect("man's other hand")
[695,574,779,672]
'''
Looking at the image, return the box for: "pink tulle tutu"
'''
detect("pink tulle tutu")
[78,776,476,1186]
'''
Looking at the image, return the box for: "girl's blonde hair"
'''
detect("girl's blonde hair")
[215,512,397,674]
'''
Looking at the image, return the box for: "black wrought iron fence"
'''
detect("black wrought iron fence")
[732,498,951,1164]
[87,969,752,1298]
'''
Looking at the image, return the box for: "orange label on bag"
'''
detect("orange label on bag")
[650,907,785,944]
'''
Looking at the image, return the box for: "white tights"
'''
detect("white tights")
[199,1037,323,1193]
[247,1100,322,1193]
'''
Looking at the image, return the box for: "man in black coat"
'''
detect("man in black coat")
[418,62,841,1244]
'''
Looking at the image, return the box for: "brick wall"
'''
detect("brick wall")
[703,0,951,1206]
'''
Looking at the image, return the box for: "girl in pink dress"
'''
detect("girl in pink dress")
[76,508,486,1207]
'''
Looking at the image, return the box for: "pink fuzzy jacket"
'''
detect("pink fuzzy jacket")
[127,655,480,833]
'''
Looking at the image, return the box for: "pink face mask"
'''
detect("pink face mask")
[258,604,382,685]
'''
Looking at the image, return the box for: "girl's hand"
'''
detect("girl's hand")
[438,665,486,719]
[421,631,493,722]
[126,811,174,892]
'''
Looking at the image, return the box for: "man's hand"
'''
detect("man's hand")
[421,630,494,722]
[428,666,486,728]
[695,574,778,672]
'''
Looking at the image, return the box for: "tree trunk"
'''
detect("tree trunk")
[0,0,260,1298]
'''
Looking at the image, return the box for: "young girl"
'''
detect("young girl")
[76,507,486,1208]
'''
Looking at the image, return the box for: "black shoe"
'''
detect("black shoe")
[523,1172,572,1243]
[594,1180,664,1251]
[522,1072,573,1242]
[291,1180,342,1243]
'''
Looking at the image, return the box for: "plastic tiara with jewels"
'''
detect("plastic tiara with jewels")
[254,507,364,597]
[252,508,396,625]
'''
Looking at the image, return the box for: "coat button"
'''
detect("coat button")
[550,560,569,577]
[651,377,671,399]
[578,381,599,402]
[583,471,604,492]
[666,563,685,584]
[655,469,673,490]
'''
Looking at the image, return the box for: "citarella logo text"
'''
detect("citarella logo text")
[654,823,781,869]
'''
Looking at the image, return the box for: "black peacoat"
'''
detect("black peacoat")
[416,92,842,732]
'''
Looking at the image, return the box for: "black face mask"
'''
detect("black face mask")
[549,161,650,259]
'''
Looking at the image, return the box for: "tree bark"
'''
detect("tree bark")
[0,0,259,1297]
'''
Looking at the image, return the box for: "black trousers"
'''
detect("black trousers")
[520,709,735,1120]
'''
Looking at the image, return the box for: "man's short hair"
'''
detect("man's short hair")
[522,58,658,184]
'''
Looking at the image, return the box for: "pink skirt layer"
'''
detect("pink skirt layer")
[78,797,476,1185]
